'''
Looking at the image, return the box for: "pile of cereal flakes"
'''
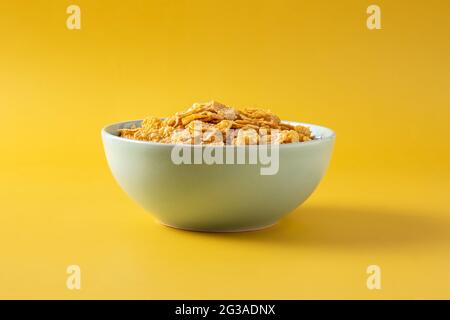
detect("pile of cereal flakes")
[119,101,314,145]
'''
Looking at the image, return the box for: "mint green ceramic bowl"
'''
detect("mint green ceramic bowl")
[102,120,335,232]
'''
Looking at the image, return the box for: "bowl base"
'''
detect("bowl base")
[157,221,277,233]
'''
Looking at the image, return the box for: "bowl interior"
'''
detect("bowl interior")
[102,120,335,146]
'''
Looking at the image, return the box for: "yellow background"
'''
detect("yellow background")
[1,0,449,299]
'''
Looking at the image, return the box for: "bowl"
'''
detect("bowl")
[102,120,335,232]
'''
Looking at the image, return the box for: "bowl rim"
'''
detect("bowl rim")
[102,119,335,148]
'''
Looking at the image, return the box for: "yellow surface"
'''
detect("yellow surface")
[1,0,450,299]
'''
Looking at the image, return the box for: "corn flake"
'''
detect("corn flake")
[119,101,314,145]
